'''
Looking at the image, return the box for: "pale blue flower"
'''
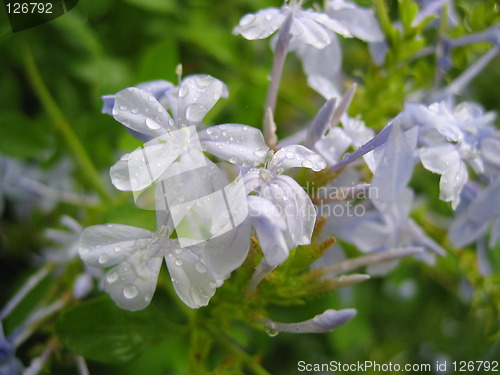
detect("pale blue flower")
[233,0,352,50]
[243,145,327,265]
[109,75,268,192]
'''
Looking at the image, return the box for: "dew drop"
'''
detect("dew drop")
[242,126,248,131]
[119,105,128,111]
[301,160,314,168]
[266,328,279,337]
[222,131,228,137]
[195,262,207,273]
[208,281,217,289]
[98,254,109,264]
[179,86,189,98]
[131,108,139,114]
[148,95,156,102]
[123,285,138,299]
[285,152,295,159]
[114,246,122,253]
[206,127,215,135]
[144,293,152,302]
[175,259,183,266]
[107,271,118,283]
[175,248,183,255]
[145,117,162,130]
[107,224,114,228]
[185,104,206,122]
[112,108,118,116]
[229,156,239,164]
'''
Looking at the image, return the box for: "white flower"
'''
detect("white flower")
[79,222,250,310]
[233,1,352,50]
[243,145,326,266]
[109,75,268,191]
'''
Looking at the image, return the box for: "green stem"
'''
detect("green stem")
[205,324,271,375]
[22,41,112,202]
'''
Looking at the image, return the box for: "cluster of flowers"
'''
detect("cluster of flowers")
[77,0,500,334]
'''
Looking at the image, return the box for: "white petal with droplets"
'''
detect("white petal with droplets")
[198,124,269,166]
[113,87,175,138]
[269,145,327,173]
[233,8,285,40]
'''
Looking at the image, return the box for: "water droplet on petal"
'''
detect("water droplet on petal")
[266,328,279,337]
[229,156,239,164]
[301,160,314,168]
[146,117,162,130]
[185,104,206,122]
[175,259,183,266]
[175,248,182,255]
[242,126,248,131]
[98,254,108,264]
[121,153,131,161]
[107,224,114,228]
[131,108,139,114]
[114,246,122,253]
[148,95,156,102]
[123,285,138,299]
[107,271,118,283]
[112,108,118,116]
[119,105,128,111]
[286,152,295,159]
[195,262,207,273]
[206,128,214,135]
[179,86,189,98]
[208,281,217,289]
[144,293,152,302]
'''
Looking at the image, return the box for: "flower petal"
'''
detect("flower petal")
[198,124,269,167]
[264,308,357,334]
[177,75,225,127]
[78,224,153,268]
[328,5,384,42]
[113,87,175,138]
[314,128,352,165]
[269,145,327,173]
[110,134,185,191]
[104,251,163,311]
[233,8,285,40]
[247,196,288,266]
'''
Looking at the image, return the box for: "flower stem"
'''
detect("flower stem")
[22,41,112,202]
[263,14,293,148]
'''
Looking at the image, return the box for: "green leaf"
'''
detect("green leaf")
[399,0,418,35]
[138,38,179,83]
[0,112,51,159]
[55,296,175,364]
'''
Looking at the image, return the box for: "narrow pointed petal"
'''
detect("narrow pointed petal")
[113,87,175,138]
[264,308,357,334]
[198,124,269,167]
[304,98,336,149]
[270,145,326,173]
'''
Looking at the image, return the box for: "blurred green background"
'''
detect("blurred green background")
[0,0,499,374]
